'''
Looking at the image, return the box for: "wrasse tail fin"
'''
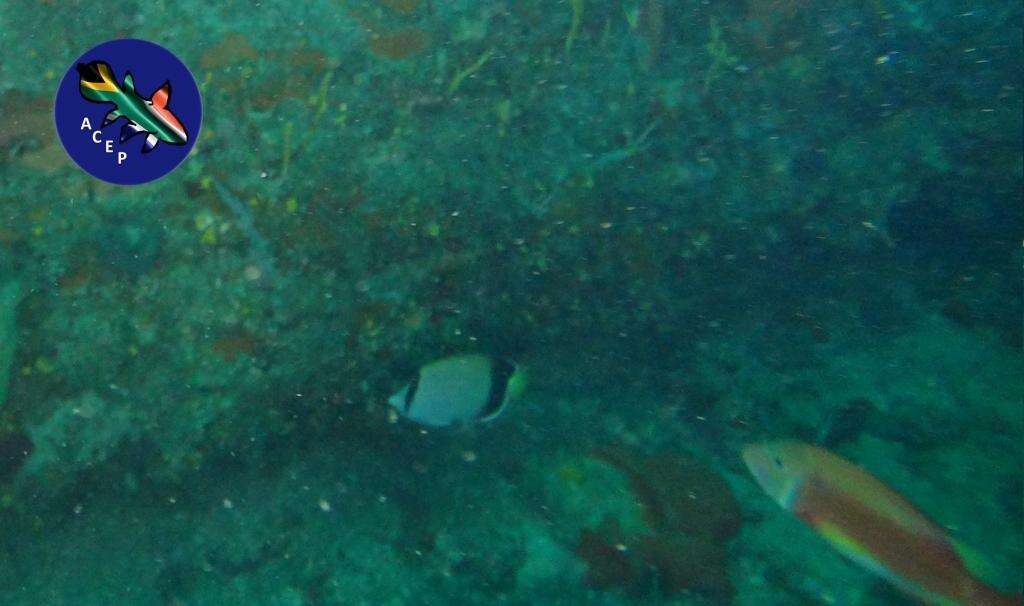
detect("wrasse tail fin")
[952,539,1004,586]
[965,582,1022,606]
[951,541,1019,606]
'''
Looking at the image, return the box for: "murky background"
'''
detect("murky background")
[0,1,1021,604]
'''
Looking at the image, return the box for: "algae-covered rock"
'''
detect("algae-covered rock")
[0,276,19,409]
[537,447,742,599]
[538,454,649,539]
[514,521,583,595]
[21,391,135,492]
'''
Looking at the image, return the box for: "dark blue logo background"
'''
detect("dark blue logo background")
[54,39,202,185]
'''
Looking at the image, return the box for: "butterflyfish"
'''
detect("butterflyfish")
[388,354,525,427]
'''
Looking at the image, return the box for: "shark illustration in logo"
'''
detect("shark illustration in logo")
[76,60,188,153]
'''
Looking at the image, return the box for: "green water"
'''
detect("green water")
[0,1,1021,604]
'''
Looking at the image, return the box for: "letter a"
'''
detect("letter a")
[80,117,92,131]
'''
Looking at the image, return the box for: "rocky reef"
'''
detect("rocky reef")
[0,0,1019,604]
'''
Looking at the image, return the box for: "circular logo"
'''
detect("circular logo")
[54,39,202,185]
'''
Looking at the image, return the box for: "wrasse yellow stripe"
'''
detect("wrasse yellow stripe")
[817,521,868,557]
[815,520,894,580]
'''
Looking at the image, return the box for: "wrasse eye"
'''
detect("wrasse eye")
[774,457,784,468]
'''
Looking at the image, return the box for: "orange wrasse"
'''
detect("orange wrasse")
[742,440,1021,606]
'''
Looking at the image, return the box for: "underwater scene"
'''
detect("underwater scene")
[0,1,1021,604]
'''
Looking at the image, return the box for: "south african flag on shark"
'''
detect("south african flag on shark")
[77,60,188,153]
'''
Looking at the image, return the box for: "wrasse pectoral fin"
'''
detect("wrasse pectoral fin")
[953,540,1022,606]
